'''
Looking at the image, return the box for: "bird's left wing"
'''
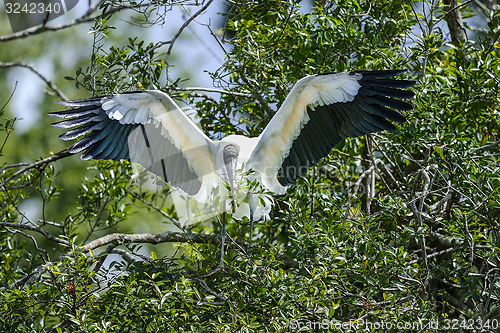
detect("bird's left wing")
[49,90,219,200]
[248,70,415,194]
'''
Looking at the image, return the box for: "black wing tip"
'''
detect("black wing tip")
[380,107,407,124]
[48,110,75,119]
[404,90,416,98]
[78,148,128,161]
[352,70,417,89]
[51,120,71,129]
[80,153,94,160]
[52,99,102,117]
[49,105,103,120]
[51,96,135,163]
[69,145,85,154]
[59,132,83,141]
[48,112,63,119]
[383,122,398,131]
[353,69,407,78]
[392,113,407,124]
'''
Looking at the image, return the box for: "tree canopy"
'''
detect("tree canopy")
[1,0,499,331]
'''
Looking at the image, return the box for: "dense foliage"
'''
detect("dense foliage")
[1,0,499,331]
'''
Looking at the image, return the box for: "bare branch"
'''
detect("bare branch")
[427,185,452,211]
[0,1,152,42]
[81,230,228,252]
[3,225,50,261]
[409,200,430,285]
[129,192,183,229]
[375,159,400,191]
[352,164,375,197]
[190,277,228,303]
[0,222,72,247]
[0,149,73,187]
[0,62,68,100]
[174,86,252,98]
[207,24,228,54]
[252,93,275,118]
[472,139,500,152]
[37,219,65,228]
[0,81,17,113]
[0,84,18,152]
[407,247,455,265]
[443,0,469,45]
[111,248,143,263]
[164,0,214,79]
[464,215,475,275]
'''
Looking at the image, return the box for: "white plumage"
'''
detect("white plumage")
[50,70,414,223]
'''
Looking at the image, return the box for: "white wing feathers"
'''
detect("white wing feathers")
[248,72,362,194]
[53,90,220,202]
[52,71,412,205]
[116,92,219,201]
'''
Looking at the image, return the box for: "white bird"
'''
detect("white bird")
[50,70,414,228]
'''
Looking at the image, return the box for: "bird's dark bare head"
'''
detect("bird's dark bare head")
[223,143,239,165]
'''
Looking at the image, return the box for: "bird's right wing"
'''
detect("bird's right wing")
[248,70,415,194]
[49,90,219,200]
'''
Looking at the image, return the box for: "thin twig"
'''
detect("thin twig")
[0,1,151,42]
[407,247,455,265]
[164,0,214,79]
[0,222,72,247]
[0,149,72,187]
[190,277,228,302]
[129,192,183,229]
[207,24,227,54]
[174,86,251,98]
[3,225,50,261]
[0,62,68,100]
[81,231,223,252]
[472,139,500,152]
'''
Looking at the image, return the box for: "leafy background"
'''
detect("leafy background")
[1,0,499,331]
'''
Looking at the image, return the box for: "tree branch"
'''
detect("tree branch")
[443,0,469,45]
[0,222,72,247]
[174,86,252,98]
[472,139,500,152]
[81,230,223,251]
[1,149,73,187]
[4,228,248,291]
[0,1,153,42]
[164,0,214,80]
[0,62,68,100]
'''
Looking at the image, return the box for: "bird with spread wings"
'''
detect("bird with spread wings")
[50,70,415,226]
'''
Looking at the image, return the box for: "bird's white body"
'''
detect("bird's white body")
[52,70,413,224]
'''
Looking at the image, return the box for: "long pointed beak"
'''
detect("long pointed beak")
[226,160,237,213]
[223,144,239,213]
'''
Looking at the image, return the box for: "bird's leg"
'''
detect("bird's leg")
[247,194,258,255]
[201,211,226,278]
[219,210,227,266]
[201,143,239,275]
[248,207,254,255]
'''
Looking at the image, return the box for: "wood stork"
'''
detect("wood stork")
[50,70,414,235]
